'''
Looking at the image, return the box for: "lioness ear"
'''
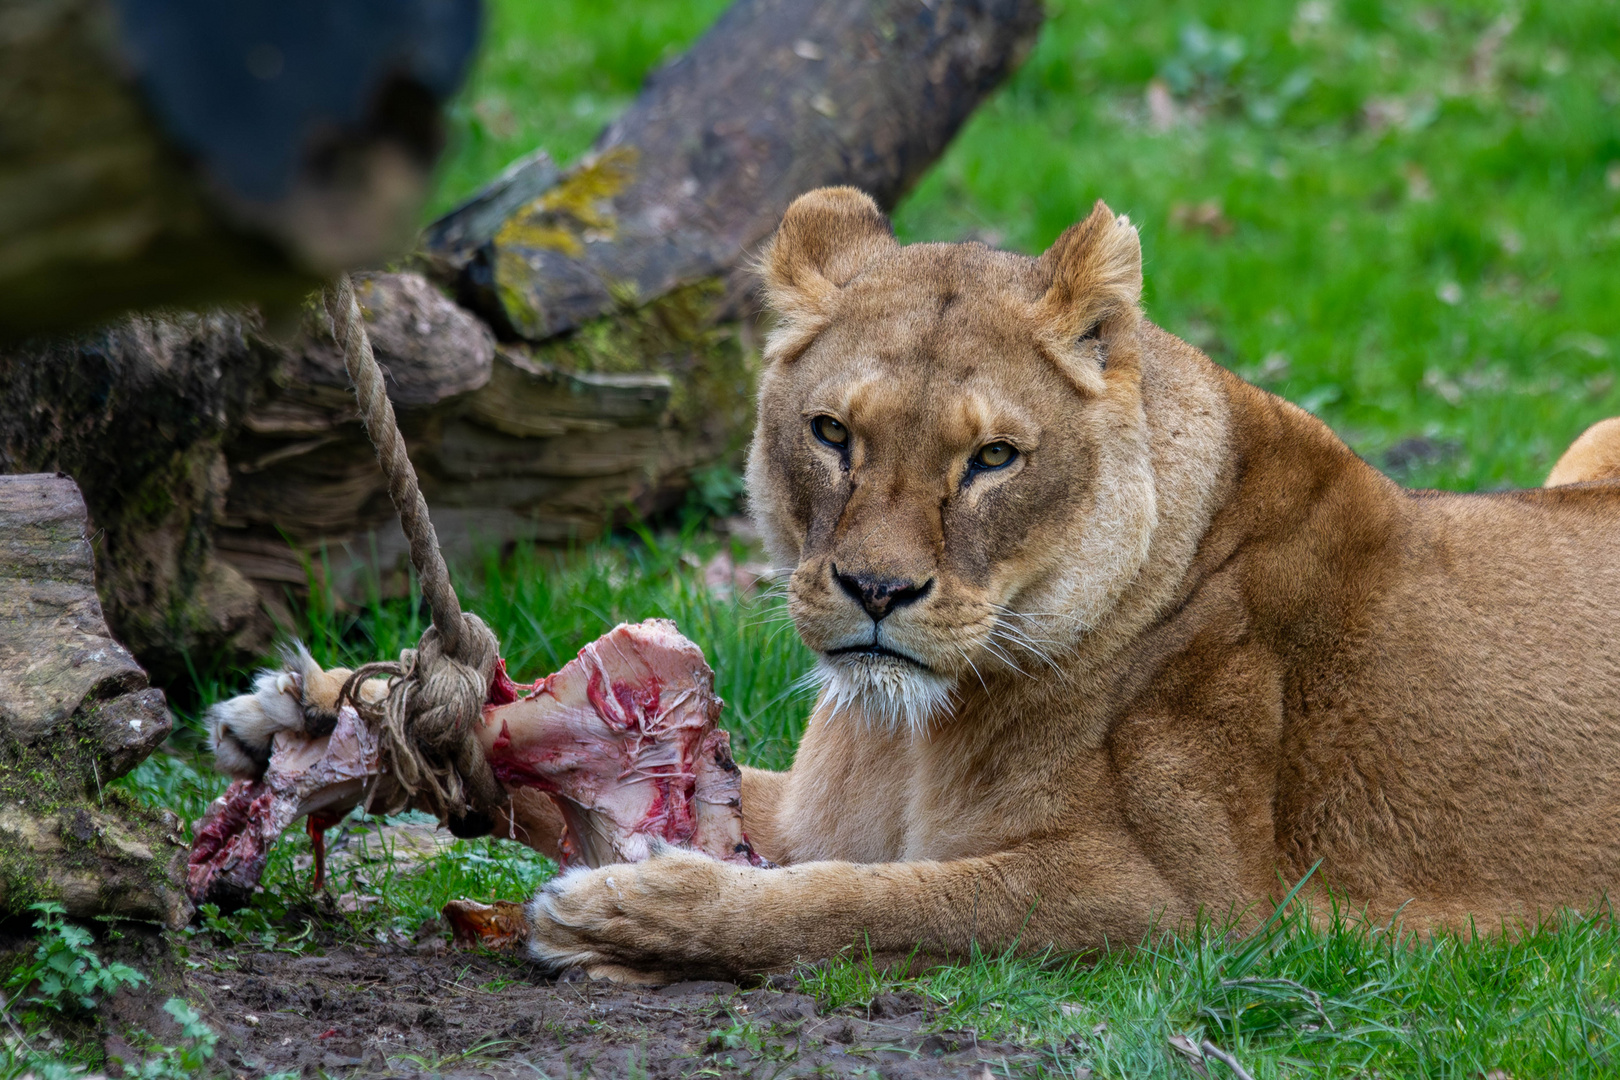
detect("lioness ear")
[760,187,896,356]
[1033,201,1143,392]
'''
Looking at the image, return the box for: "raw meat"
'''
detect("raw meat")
[441,899,530,950]
[477,619,772,869]
[188,707,379,907]
[186,619,768,908]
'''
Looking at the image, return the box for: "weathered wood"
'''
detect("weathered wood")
[467,353,672,439]
[418,150,560,277]
[434,0,1044,338]
[0,474,190,927]
[0,0,481,340]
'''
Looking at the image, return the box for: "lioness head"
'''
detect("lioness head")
[748,187,1161,734]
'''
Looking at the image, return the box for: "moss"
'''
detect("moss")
[533,147,636,226]
[0,726,186,917]
[493,146,637,253]
[493,247,547,335]
[528,278,759,453]
[120,458,184,524]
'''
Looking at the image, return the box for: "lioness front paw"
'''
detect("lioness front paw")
[525,847,741,983]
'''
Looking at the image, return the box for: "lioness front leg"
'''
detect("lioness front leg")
[525,839,1202,982]
[737,765,790,863]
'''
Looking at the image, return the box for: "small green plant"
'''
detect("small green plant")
[0,1048,90,1080]
[683,463,747,526]
[5,902,146,1015]
[124,999,219,1080]
[187,902,314,954]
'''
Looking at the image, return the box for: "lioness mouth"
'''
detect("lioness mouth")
[826,643,931,669]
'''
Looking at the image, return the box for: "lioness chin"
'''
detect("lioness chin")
[524,188,1620,983]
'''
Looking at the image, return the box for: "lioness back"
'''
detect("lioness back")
[1202,372,1620,920]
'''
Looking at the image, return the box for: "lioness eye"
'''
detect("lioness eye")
[811,415,849,447]
[973,442,1016,469]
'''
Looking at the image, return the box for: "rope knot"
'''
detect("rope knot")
[340,613,506,824]
[411,615,499,749]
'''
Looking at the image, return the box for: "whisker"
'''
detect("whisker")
[977,635,1029,679]
[953,641,992,698]
[990,622,1066,668]
[991,627,1062,674]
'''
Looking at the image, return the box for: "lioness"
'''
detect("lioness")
[519,188,1620,982]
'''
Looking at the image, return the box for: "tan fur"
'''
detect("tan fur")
[1547,416,1620,486]
[526,191,1620,979]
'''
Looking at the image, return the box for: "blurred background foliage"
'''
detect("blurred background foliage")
[433,0,1620,491]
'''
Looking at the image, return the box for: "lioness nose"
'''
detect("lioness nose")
[833,566,933,622]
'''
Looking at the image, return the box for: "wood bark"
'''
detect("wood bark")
[2,0,1043,678]
[0,474,191,927]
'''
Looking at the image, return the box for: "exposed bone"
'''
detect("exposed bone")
[188,709,379,907]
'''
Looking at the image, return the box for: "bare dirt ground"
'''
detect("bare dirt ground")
[95,930,1048,1078]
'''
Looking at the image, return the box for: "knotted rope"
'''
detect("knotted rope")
[322,275,506,827]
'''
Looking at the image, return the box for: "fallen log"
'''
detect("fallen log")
[429,0,1045,338]
[0,474,191,927]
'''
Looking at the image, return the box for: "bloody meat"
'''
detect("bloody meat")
[187,620,767,907]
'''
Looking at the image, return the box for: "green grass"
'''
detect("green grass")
[807,898,1620,1078]
[107,1,1620,1076]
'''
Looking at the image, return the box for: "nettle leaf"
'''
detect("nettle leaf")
[108,962,148,987]
[59,926,93,948]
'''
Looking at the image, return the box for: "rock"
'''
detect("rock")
[0,473,191,927]
[0,475,172,771]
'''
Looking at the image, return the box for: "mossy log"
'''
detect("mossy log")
[427,0,1045,339]
[0,474,191,928]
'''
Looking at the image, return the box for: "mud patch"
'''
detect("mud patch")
[102,935,1048,1077]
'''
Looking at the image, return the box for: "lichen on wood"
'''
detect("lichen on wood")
[441,0,1044,341]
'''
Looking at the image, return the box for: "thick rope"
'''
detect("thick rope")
[323,275,506,824]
